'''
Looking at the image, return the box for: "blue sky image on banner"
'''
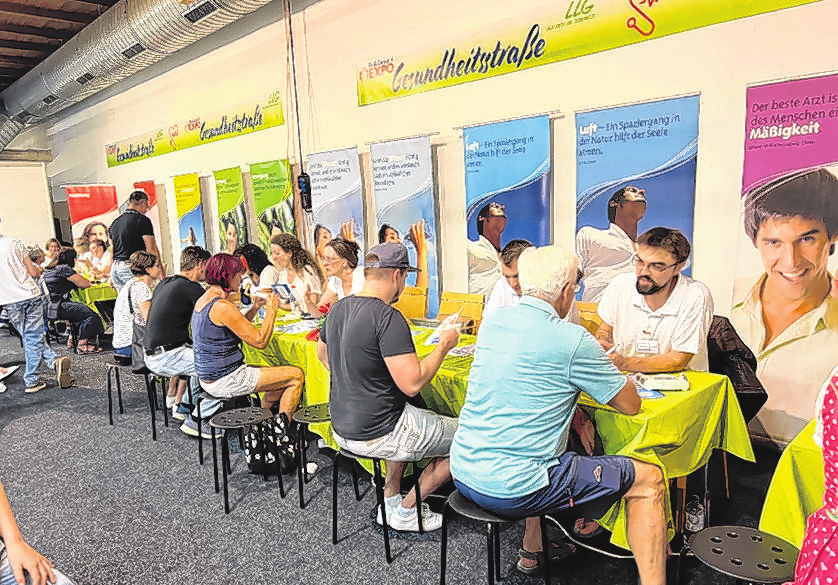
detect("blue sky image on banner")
[463,114,551,246]
[308,148,364,241]
[179,205,206,250]
[371,136,440,317]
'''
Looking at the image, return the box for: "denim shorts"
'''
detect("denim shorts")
[199,363,259,399]
[333,403,458,461]
[455,452,636,520]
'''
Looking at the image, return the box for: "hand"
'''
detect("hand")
[597,338,614,352]
[252,294,267,309]
[264,292,280,313]
[4,537,56,585]
[408,219,427,253]
[438,326,460,352]
[340,219,355,242]
[608,351,630,372]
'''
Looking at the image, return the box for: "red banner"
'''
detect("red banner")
[65,185,118,242]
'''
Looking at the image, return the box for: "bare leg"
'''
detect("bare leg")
[255,366,304,419]
[174,378,187,404]
[400,458,451,509]
[383,461,407,499]
[167,376,178,398]
[624,460,667,585]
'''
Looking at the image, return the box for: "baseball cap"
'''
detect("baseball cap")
[366,242,420,272]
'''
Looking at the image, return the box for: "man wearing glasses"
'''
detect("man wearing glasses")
[595,227,713,372]
[467,201,507,299]
[576,185,647,303]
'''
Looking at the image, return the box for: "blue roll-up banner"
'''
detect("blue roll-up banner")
[308,147,364,243]
[575,95,699,301]
[371,136,439,317]
[463,115,551,298]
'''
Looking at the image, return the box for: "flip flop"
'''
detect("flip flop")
[0,365,18,382]
[77,344,103,354]
[572,517,605,539]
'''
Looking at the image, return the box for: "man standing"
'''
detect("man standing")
[731,168,838,444]
[596,227,713,372]
[467,202,507,299]
[0,223,71,393]
[142,246,219,438]
[576,185,647,303]
[450,245,667,583]
[109,190,159,291]
[317,242,460,531]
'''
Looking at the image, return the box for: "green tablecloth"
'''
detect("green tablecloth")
[70,283,117,323]
[759,419,824,548]
[245,321,755,550]
[578,372,755,548]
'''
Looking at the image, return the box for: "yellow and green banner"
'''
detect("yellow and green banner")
[356,0,818,105]
[213,166,248,254]
[250,159,295,252]
[105,89,284,167]
[173,173,206,249]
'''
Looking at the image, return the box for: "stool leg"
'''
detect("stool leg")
[196,395,204,465]
[486,522,496,585]
[704,458,712,528]
[145,374,156,441]
[296,422,306,509]
[211,426,219,494]
[373,459,392,564]
[160,377,169,428]
[107,367,114,426]
[439,503,449,585]
[413,473,423,535]
[540,515,551,585]
[115,367,124,414]
[221,429,230,514]
[332,453,340,545]
[493,520,501,582]
[255,423,268,482]
[268,420,285,499]
[351,461,362,501]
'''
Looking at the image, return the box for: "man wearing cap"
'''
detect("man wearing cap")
[467,201,507,299]
[317,242,460,532]
[576,185,647,303]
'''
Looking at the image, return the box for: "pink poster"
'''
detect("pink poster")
[732,73,838,446]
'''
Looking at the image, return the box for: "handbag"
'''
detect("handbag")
[243,413,297,475]
[127,284,147,374]
[45,298,63,321]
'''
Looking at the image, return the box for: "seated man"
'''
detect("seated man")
[596,227,713,372]
[450,245,667,584]
[484,239,533,316]
[317,242,460,531]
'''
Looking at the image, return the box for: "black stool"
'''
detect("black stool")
[332,450,424,564]
[195,393,253,465]
[682,525,798,585]
[105,362,125,426]
[291,403,330,509]
[140,371,169,441]
[209,406,285,514]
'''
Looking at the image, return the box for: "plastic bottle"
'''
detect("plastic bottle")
[685,495,705,532]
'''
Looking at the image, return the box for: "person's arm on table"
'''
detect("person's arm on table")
[0,478,57,585]
[242,295,266,322]
[213,293,278,350]
[385,327,459,396]
[67,273,92,290]
[608,378,641,415]
[609,350,693,374]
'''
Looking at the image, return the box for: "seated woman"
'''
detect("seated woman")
[111,251,163,364]
[84,238,112,280]
[42,238,61,269]
[317,238,364,305]
[42,248,105,353]
[234,243,272,290]
[264,233,324,315]
[191,253,304,429]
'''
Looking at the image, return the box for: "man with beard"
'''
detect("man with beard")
[595,227,713,372]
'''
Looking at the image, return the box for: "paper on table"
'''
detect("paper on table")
[449,344,475,357]
[633,373,690,391]
[274,320,318,334]
[425,309,462,346]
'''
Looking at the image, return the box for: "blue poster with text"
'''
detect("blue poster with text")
[308,148,364,243]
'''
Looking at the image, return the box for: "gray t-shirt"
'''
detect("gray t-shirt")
[320,296,415,441]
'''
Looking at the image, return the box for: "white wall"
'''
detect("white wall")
[36,0,838,313]
[0,162,55,246]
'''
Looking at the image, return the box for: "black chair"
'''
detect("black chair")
[132,367,169,441]
[440,490,552,585]
[105,362,126,426]
[291,403,330,509]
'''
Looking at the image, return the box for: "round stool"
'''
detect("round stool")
[686,525,798,584]
[440,490,552,585]
[291,403,330,509]
[209,407,284,514]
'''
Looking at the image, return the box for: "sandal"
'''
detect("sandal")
[516,540,577,575]
[77,344,102,354]
[573,517,604,539]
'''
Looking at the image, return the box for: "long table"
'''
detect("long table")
[759,419,824,548]
[244,319,755,549]
[70,282,117,324]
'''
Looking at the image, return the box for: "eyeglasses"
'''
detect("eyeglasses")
[624,186,645,197]
[633,255,677,273]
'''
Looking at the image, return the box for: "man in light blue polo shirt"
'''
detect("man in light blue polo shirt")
[450,245,667,585]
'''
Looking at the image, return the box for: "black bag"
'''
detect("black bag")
[46,298,63,321]
[243,413,297,475]
[127,285,147,374]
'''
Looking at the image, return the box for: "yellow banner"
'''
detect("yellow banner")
[356,0,819,105]
[105,89,284,167]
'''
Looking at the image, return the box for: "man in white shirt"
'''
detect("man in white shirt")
[596,227,713,372]
[484,239,533,316]
[576,185,647,302]
[0,221,71,393]
[467,202,506,299]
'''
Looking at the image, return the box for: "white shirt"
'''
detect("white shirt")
[576,223,637,303]
[484,277,520,316]
[259,265,282,287]
[598,272,714,371]
[730,274,838,445]
[85,250,112,272]
[467,235,502,300]
[327,266,365,300]
[112,278,151,349]
[279,266,323,302]
[0,235,41,305]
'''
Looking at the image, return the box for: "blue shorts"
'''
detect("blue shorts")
[454,452,636,520]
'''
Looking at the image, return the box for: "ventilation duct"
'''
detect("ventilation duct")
[0,0,277,151]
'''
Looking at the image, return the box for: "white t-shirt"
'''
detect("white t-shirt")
[112,278,152,349]
[484,277,520,317]
[259,264,282,288]
[83,250,112,272]
[280,266,323,301]
[0,235,41,305]
[467,236,502,300]
[327,266,365,300]
[576,223,637,303]
[597,272,714,371]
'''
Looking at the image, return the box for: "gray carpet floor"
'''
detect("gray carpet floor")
[0,327,782,584]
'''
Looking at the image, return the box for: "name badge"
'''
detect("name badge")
[635,339,659,354]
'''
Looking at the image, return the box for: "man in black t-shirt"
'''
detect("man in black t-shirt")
[109,190,159,291]
[142,246,218,438]
[317,242,460,532]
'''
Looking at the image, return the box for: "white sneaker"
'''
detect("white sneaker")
[386,503,443,532]
[375,496,403,526]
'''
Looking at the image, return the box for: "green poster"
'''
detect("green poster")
[250,159,295,252]
[213,166,248,254]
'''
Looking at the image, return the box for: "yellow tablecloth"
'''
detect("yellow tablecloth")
[759,419,824,548]
[70,283,117,323]
[245,323,755,549]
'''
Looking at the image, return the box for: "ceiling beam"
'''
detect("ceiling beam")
[0,23,74,41]
[0,3,97,25]
[0,56,39,68]
[72,0,118,6]
[0,38,54,52]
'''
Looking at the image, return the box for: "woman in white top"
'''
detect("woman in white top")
[318,237,364,306]
[111,251,163,362]
[268,233,325,315]
[80,238,112,280]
